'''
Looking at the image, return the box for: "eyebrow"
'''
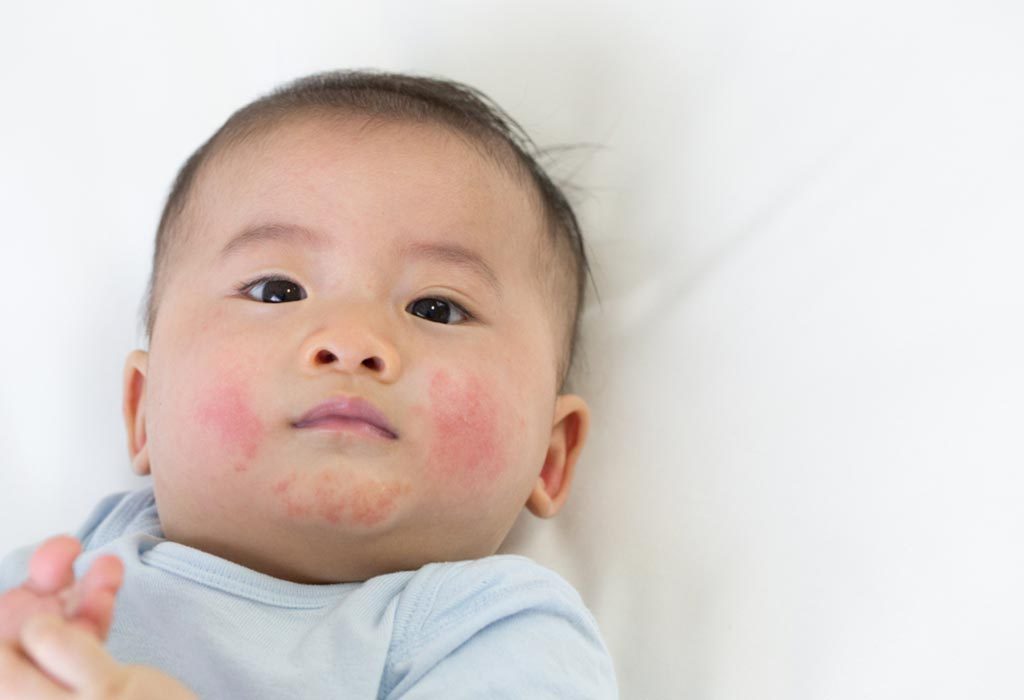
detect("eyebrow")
[219,222,502,296]
[219,223,331,259]
[398,240,502,297]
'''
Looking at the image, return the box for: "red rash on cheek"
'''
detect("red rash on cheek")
[195,378,264,473]
[426,369,505,484]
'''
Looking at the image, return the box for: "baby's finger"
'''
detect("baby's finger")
[64,555,124,640]
[25,536,81,595]
[64,555,124,615]
[21,614,120,693]
[0,641,70,699]
[80,555,125,595]
[69,587,119,641]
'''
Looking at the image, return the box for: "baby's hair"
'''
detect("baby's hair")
[142,68,592,392]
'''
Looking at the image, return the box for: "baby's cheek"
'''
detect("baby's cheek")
[424,369,509,488]
[194,376,264,474]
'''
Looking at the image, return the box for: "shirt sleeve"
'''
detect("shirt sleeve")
[381,556,619,700]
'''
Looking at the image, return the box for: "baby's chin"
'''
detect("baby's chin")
[265,464,415,530]
[156,468,519,583]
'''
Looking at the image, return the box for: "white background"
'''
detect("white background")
[2,1,1023,698]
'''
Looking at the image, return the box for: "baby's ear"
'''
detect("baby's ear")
[122,350,151,476]
[526,394,590,519]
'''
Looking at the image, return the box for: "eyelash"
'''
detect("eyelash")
[234,275,476,324]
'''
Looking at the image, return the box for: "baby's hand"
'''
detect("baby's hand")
[0,535,124,643]
[1,613,197,699]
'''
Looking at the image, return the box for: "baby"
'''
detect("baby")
[0,70,618,697]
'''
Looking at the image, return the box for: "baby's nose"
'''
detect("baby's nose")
[300,314,401,381]
[312,348,385,373]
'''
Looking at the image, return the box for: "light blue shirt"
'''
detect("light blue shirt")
[0,488,618,698]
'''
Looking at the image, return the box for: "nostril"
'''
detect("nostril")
[310,349,385,373]
[315,349,337,364]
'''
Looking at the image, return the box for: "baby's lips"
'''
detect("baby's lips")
[292,394,398,439]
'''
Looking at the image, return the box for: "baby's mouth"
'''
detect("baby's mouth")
[293,415,397,440]
[292,395,398,439]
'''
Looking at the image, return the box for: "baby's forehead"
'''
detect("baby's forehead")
[197,115,546,254]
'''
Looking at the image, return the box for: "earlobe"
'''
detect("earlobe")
[123,350,151,476]
[526,394,590,519]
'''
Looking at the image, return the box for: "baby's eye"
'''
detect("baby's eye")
[238,276,307,303]
[406,297,471,325]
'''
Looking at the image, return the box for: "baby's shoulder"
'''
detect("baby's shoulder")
[0,488,156,593]
[77,487,161,549]
[380,555,617,698]
[413,553,582,605]
[392,553,593,646]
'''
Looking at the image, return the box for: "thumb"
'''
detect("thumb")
[20,613,120,691]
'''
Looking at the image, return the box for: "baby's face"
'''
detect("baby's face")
[122,115,588,583]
